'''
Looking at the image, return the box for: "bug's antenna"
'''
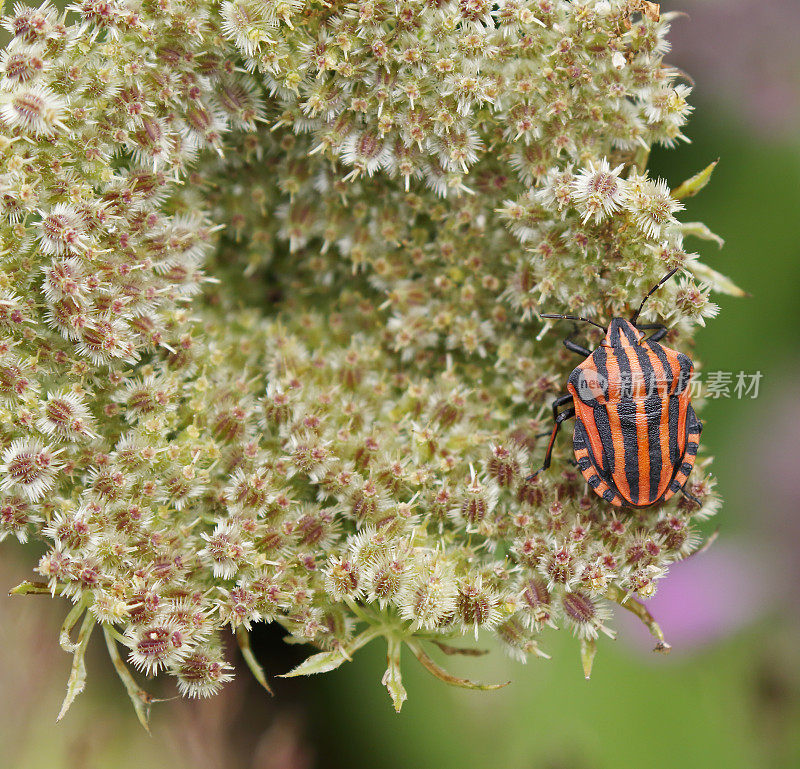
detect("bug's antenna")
[540,313,607,332]
[631,268,679,325]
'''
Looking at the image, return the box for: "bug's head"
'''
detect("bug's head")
[602,317,644,347]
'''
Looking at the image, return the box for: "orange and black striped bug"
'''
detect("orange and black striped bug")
[529,269,702,508]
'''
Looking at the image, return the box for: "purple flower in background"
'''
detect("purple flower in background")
[619,544,771,652]
[667,0,800,138]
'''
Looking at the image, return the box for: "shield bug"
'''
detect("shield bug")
[530,269,702,508]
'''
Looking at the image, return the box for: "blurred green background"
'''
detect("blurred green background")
[2,2,799,767]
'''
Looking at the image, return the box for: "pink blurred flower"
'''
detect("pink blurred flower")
[618,544,773,652]
[668,0,800,138]
[620,381,800,653]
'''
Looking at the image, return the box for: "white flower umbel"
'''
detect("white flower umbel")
[626,175,684,240]
[0,85,65,136]
[570,159,629,224]
[0,439,61,502]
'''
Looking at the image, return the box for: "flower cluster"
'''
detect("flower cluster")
[0,0,731,719]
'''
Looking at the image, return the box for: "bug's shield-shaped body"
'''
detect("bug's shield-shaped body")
[567,319,702,508]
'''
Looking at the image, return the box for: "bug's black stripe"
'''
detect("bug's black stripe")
[687,405,702,434]
[592,395,613,477]
[632,340,663,502]
[667,394,680,467]
[575,416,612,481]
[646,340,674,394]
[620,321,640,345]
[593,345,609,403]
[587,474,601,489]
[675,353,693,395]
[614,344,640,504]
[577,457,592,471]
[592,459,625,506]
[574,419,599,475]
[649,341,689,495]
[657,402,700,504]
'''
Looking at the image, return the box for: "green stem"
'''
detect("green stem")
[58,595,88,653]
[605,585,670,652]
[406,639,509,690]
[236,625,273,694]
[9,580,57,596]
[102,626,152,732]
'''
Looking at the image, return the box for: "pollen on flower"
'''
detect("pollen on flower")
[38,205,87,255]
[520,576,553,628]
[1,47,45,85]
[90,589,130,624]
[455,578,502,635]
[399,555,458,630]
[324,555,360,600]
[340,130,391,177]
[457,472,499,527]
[0,495,37,543]
[366,556,407,606]
[200,523,252,579]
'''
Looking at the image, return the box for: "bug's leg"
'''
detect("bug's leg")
[551,393,573,420]
[563,338,592,357]
[637,323,668,343]
[680,486,703,508]
[534,393,573,436]
[526,406,576,481]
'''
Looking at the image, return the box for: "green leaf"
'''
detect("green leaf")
[672,160,718,200]
[687,262,747,297]
[236,625,273,693]
[280,648,351,678]
[57,611,94,721]
[680,221,725,248]
[580,638,597,680]
[9,580,53,596]
[381,637,407,713]
[280,626,382,678]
